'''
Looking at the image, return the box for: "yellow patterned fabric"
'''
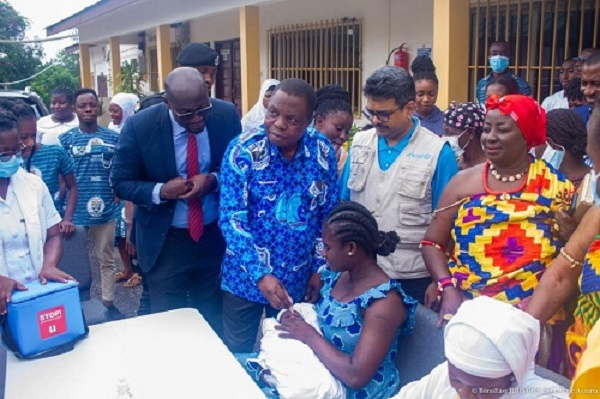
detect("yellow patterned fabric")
[571,321,600,398]
[567,235,600,378]
[449,158,573,305]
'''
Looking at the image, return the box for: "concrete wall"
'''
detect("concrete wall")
[257,0,434,84]
[79,0,435,105]
[189,10,241,43]
[89,44,143,97]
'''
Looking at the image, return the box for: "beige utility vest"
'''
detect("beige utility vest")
[348,124,444,279]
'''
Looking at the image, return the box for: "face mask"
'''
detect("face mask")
[0,155,22,178]
[591,169,600,207]
[541,143,566,170]
[489,55,510,73]
[445,129,470,160]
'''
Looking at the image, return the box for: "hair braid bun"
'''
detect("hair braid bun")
[376,230,400,256]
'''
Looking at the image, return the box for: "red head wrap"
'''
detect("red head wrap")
[485,94,546,148]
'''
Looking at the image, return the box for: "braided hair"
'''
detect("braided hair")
[546,109,588,159]
[315,84,352,118]
[411,55,438,87]
[0,110,17,133]
[10,101,36,122]
[325,201,399,258]
[51,86,75,104]
[0,99,16,114]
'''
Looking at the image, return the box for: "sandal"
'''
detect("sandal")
[123,273,142,288]
[115,271,132,283]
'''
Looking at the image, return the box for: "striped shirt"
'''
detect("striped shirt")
[22,145,74,211]
[59,126,120,226]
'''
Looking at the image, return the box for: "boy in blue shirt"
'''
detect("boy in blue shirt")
[60,89,122,318]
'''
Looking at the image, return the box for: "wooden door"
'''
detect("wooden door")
[97,74,108,97]
[215,39,242,115]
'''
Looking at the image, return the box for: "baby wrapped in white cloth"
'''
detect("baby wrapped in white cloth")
[252,302,346,399]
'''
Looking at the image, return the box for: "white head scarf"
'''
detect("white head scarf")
[241,79,280,132]
[108,93,139,133]
[444,296,540,385]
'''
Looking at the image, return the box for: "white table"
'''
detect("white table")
[5,308,266,399]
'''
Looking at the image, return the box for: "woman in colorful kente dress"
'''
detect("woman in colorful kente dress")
[569,237,600,375]
[422,94,574,374]
[527,98,600,380]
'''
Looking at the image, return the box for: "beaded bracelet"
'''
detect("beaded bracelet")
[560,247,583,269]
[419,240,446,253]
[436,277,458,301]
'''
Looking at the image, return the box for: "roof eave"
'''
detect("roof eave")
[46,0,134,36]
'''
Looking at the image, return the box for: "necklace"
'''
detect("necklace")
[483,161,529,197]
[489,162,529,182]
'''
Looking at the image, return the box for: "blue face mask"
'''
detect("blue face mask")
[541,144,565,170]
[489,55,510,73]
[0,155,22,178]
[591,170,600,207]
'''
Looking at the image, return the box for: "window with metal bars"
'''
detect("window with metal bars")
[468,0,600,102]
[268,18,363,116]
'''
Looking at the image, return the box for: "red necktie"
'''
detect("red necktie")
[187,133,204,242]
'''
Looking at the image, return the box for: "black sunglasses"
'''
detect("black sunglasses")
[173,104,213,121]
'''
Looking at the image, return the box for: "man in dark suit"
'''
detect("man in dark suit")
[111,67,240,333]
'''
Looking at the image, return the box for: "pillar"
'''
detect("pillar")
[156,25,173,92]
[78,43,93,88]
[240,6,260,115]
[432,0,470,109]
[109,36,121,93]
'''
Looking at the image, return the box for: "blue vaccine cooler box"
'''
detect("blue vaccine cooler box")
[6,280,86,358]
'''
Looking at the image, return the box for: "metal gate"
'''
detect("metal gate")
[469,0,600,101]
[268,18,363,116]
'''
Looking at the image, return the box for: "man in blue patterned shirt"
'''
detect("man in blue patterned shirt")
[476,41,532,104]
[60,89,121,317]
[219,79,339,352]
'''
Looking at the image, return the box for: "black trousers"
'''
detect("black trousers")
[222,291,279,353]
[396,276,433,305]
[147,223,225,336]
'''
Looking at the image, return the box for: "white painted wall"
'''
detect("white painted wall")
[77,0,269,44]
[257,0,433,84]
[389,0,434,64]
[189,11,240,43]
[88,44,145,96]
[90,45,107,93]
[77,0,434,101]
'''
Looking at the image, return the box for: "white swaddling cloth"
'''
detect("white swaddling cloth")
[255,303,346,399]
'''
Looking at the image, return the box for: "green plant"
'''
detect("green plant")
[347,124,361,147]
[112,60,144,97]
[0,0,44,90]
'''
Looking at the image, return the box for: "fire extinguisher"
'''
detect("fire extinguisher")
[386,43,409,71]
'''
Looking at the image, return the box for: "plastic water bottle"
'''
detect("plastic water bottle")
[114,378,133,399]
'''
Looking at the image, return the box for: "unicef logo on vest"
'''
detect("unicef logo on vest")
[405,152,433,160]
[87,196,105,218]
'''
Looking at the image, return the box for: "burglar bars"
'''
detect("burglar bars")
[468,0,600,102]
[268,18,363,116]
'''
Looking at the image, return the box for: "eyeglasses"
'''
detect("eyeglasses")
[0,144,25,162]
[173,104,213,121]
[362,106,403,122]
